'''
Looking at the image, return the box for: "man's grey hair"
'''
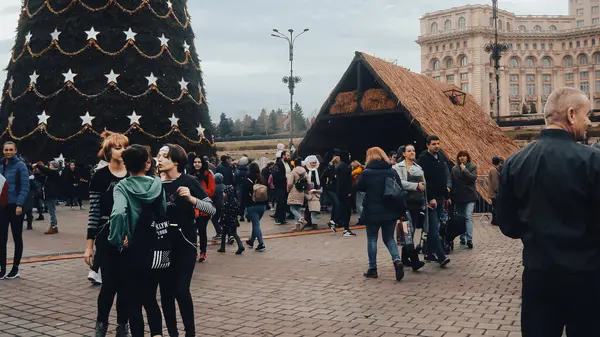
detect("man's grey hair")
[544,87,588,125]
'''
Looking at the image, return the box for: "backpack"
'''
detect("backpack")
[130,197,172,271]
[249,178,268,202]
[294,175,308,191]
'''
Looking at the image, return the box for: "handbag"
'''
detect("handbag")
[382,175,407,207]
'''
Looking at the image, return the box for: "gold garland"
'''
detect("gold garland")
[6,80,206,105]
[11,38,201,71]
[24,0,191,29]
[3,122,215,146]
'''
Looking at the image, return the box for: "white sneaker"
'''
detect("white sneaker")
[87,270,102,285]
[343,230,357,237]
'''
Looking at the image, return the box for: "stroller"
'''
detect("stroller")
[416,200,466,255]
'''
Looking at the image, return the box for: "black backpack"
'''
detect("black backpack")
[295,175,308,191]
[129,195,172,271]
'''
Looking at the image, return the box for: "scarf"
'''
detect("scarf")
[307,167,320,187]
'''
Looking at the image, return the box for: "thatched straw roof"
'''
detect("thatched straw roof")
[301,52,520,202]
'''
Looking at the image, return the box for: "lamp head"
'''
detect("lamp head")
[272,29,279,33]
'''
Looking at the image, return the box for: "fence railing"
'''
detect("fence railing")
[474,175,492,223]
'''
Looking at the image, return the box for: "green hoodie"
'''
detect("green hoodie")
[109,175,165,249]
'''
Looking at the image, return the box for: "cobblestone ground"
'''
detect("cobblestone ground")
[0,210,524,337]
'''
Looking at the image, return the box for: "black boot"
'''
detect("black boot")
[115,323,131,337]
[36,214,44,221]
[94,322,108,337]
[363,268,378,278]
[394,260,405,281]
[410,250,425,271]
[401,247,411,266]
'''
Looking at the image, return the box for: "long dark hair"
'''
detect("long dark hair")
[248,162,265,185]
[189,155,210,185]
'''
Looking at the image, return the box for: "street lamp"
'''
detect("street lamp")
[271,28,309,152]
[484,0,510,124]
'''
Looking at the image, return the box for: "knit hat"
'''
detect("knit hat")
[239,157,249,166]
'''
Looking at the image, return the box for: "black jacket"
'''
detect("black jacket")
[417,151,451,199]
[216,163,234,185]
[234,165,249,187]
[451,163,478,204]
[335,161,352,196]
[356,160,404,224]
[498,129,600,272]
[320,163,337,192]
[272,158,287,189]
[37,165,61,200]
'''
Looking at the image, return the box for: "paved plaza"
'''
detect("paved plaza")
[0,205,524,337]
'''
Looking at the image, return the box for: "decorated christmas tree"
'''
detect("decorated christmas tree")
[0,0,215,164]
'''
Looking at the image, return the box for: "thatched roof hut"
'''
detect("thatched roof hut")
[297,51,519,202]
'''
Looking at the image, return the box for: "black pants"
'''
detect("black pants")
[0,204,24,268]
[160,226,197,337]
[211,208,222,236]
[337,193,351,231]
[129,269,162,337]
[68,197,82,207]
[490,198,498,225]
[521,268,600,337]
[274,188,287,223]
[96,243,129,324]
[220,226,243,251]
[196,216,209,254]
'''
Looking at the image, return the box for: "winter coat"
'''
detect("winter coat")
[234,165,249,188]
[287,166,308,206]
[220,185,240,230]
[0,155,30,207]
[306,167,321,212]
[213,173,225,209]
[191,169,215,198]
[36,164,61,199]
[62,168,81,198]
[356,160,405,224]
[272,158,287,189]
[488,166,500,199]
[417,151,452,199]
[451,162,478,204]
[320,162,337,192]
[335,161,352,197]
[216,162,234,185]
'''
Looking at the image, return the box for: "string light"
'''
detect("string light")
[24,0,191,29]
[11,36,201,71]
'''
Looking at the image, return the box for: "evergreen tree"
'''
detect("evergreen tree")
[257,108,269,136]
[0,0,214,162]
[233,118,244,137]
[243,114,254,136]
[218,112,233,138]
[268,110,278,134]
[292,103,307,132]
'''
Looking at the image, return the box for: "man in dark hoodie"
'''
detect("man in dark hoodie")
[272,151,290,225]
[417,136,451,267]
[234,157,249,221]
[216,155,234,186]
[336,151,356,237]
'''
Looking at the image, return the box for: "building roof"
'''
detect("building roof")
[304,51,520,201]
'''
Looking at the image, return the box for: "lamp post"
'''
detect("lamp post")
[484,0,510,124]
[271,28,309,151]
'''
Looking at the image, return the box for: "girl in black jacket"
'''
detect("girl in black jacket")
[217,185,244,254]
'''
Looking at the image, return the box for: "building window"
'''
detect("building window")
[595,53,600,64]
[566,73,575,81]
[525,43,529,49]
[581,71,589,80]
[569,41,573,48]
[444,19,452,32]
[595,40,598,46]
[580,54,589,65]
[433,76,440,81]
[533,43,537,49]
[510,84,519,96]
[510,57,520,68]
[464,41,468,48]
[550,43,553,50]
[585,40,589,47]
[581,81,589,93]
[498,19,503,30]
[565,56,574,67]
[526,74,536,82]
[526,57,535,68]
[543,84,553,97]
[596,80,600,93]
[597,71,600,79]
[519,25,526,32]
[549,25,557,31]
[446,58,453,68]
[593,6,599,14]
[429,46,432,53]
[510,74,519,82]
[577,0,583,3]
[527,84,536,95]
[460,56,468,67]
[594,18,600,25]
[511,103,520,111]
[577,8,585,15]
[507,22,511,31]
[446,74,455,83]
[460,73,468,81]
[432,59,440,70]
[567,83,575,88]
[543,74,552,82]
[489,17,494,27]
[541,43,546,50]
[461,83,469,92]
[516,43,521,50]
[542,57,552,68]
[458,17,466,30]
[577,41,581,48]
[577,20,584,27]
[431,22,438,34]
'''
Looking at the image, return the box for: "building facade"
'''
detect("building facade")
[416,0,600,117]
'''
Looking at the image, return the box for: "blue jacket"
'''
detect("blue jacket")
[0,155,30,206]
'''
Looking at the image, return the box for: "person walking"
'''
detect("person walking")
[32,161,61,235]
[451,150,478,249]
[287,161,308,232]
[216,155,234,186]
[488,156,502,226]
[356,147,405,281]
[417,136,451,267]
[498,87,599,336]
[217,185,245,255]
[242,162,268,251]
[272,151,290,225]
[303,155,322,230]
[336,151,356,237]
[0,142,30,280]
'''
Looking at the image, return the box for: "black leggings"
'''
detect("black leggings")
[160,227,197,337]
[0,205,24,268]
[220,226,243,250]
[196,216,209,254]
[96,243,129,324]
[129,270,162,337]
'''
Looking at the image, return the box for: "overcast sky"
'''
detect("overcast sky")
[0,0,568,121]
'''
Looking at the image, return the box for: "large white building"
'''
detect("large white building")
[417,0,600,117]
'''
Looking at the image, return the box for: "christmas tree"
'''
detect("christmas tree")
[0,0,215,164]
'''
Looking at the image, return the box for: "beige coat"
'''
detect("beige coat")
[287,166,308,206]
[488,166,500,199]
[305,169,321,212]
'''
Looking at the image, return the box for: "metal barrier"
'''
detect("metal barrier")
[474,175,493,224]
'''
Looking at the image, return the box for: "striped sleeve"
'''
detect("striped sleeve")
[87,171,104,240]
[195,196,216,217]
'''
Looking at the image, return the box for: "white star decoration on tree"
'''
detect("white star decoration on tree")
[128,111,142,125]
[25,32,32,43]
[196,124,205,135]
[168,114,179,127]
[8,114,14,125]
[54,153,65,163]
[37,111,50,125]
[29,71,39,84]
[178,78,189,91]
[85,27,100,40]
[124,28,137,42]
[183,41,190,53]
[8,77,14,87]
[50,29,61,41]
[158,34,169,47]
[80,112,95,126]
[146,73,158,86]
[167,1,173,9]
[63,69,77,83]
[105,70,120,84]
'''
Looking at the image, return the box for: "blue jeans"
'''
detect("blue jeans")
[366,221,401,270]
[427,198,447,261]
[324,190,340,223]
[356,191,365,218]
[246,205,266,245]
[457,202,475,242]
[44,199,57,227]
[290,205,303,223]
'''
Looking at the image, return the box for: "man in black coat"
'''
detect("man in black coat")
[216,155,234,186]
[498,87,598,336]
[32,161,61,234]
[417,136,451,267]
[272,151,291,225]
[336,151,355,236]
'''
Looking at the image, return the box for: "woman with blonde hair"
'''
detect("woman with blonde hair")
[356,147,405,281]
